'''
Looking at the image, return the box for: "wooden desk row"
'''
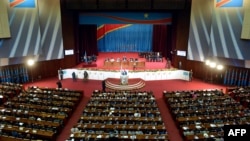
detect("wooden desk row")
[83,109,160,115]
[70,133,168,141]
[76,123,166,131]
[1,125,55,140]
[80,116,163,123]
[1,108,66,120]
[4,102,72,114]
[104,61,145,68]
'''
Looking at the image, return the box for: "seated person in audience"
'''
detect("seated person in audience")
[71,127,80,133]
[105,58,110,62]
[110,57,115,62]
[116,58,120,62]
[91,54,97,62]
[134,111,141,117]
[122,56,127,61]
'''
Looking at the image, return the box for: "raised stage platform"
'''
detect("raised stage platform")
[66,52,190,81]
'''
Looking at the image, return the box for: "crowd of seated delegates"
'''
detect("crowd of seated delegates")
[227,86,250,108]
[163,89,250,141]
[138,52,163,62]
[105,56,139,63]
[68,90,168,141]
[0,82,23,105]
[81,54,97,64]
[0,86,83,141]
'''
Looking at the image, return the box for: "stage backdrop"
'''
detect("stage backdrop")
[188,0,250,68]
[0,0,63,66]
[79,12,172,53]
[97,24,153,52]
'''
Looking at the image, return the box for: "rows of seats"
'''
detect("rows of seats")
[0,83,23,105]
[227,86,250,108]
[68,90,168,141]
[163,89,250,141]
[0,85,83,141]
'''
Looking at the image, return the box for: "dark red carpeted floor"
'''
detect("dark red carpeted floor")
[24,77,226,141]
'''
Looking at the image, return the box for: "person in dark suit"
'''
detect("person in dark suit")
[83,71,88,81]
[59,68,63,80]
[189,69,193,81]
[72,72,76,81]
[102,80,106,92]
[56,81,62,88]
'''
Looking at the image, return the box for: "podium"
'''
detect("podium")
[120,75,128,85]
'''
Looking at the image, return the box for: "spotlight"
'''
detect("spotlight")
[216,65,223,70]
[205,60,210,65]
[209,62,217,68]
[27,59,35,66]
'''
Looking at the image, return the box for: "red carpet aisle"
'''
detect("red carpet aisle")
[24,77,226,141]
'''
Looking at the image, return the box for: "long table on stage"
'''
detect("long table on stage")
[104,61,145,69]
[59,69,190,81]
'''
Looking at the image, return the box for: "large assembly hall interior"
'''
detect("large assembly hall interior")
[1,0,250,141]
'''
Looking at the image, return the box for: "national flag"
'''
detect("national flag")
[9,0,36,8]
[215,0,243,8]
